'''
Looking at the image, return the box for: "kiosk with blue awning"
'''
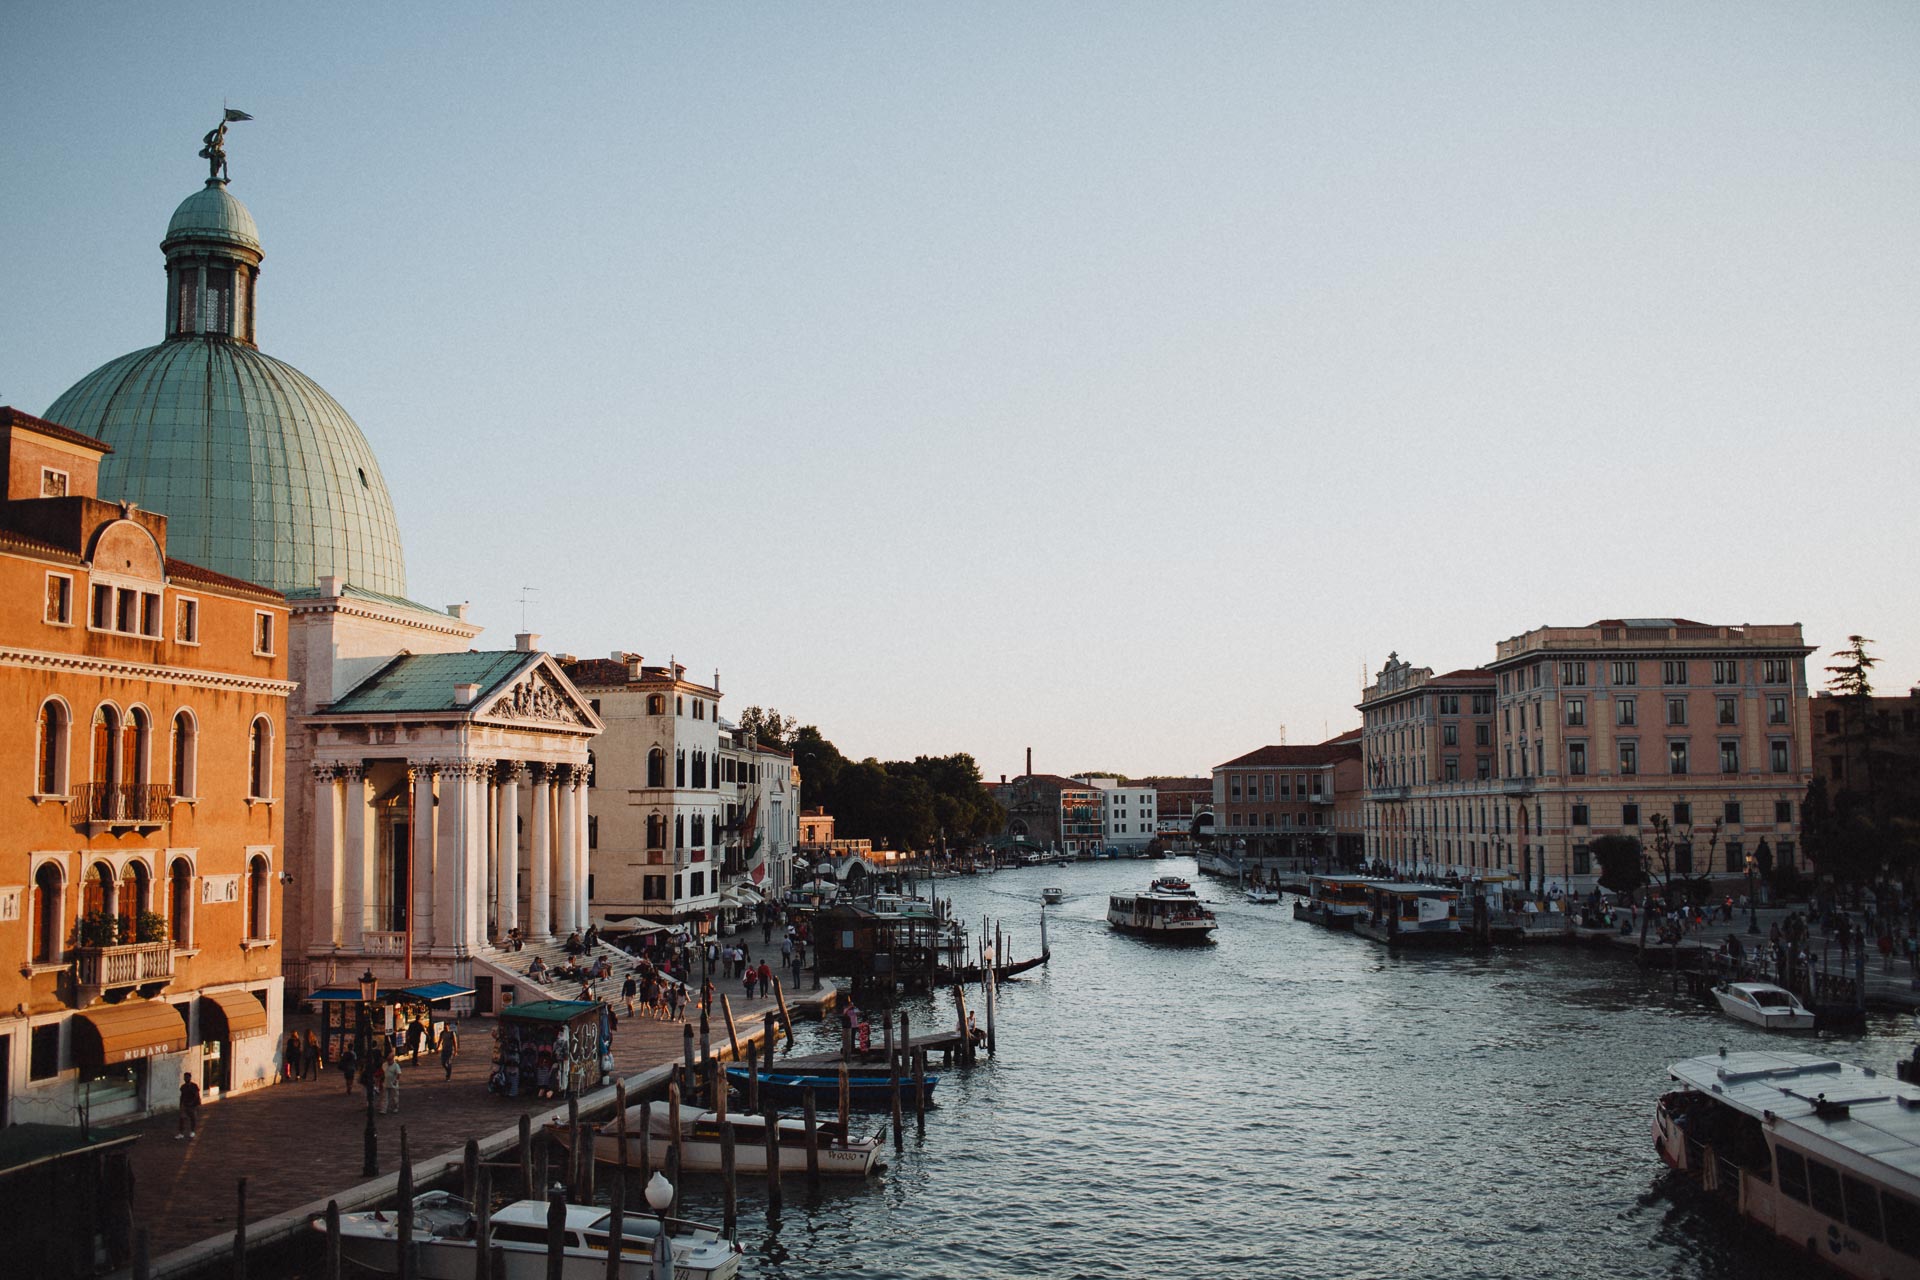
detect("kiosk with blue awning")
[307,979,477,1061]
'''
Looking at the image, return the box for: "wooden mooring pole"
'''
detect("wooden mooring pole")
[614,1081,631,1213]
[518,1114,534,1198]
[232,1177,247,1280]
[322,1203,340,1280]
[396,1130,414,1280]
[763,1099,782,1216]
[472,1167,492,1280]
[721,993,742,1062]
[720,1120,738,1240]
[544,1190,566,1280]
[803,1085,821,1187]
[746,1042,760,1112]
[763,1010,779,1060]
[913,1048,927,1134]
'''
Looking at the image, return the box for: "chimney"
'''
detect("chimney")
[453,682,480,706]
[447,602,470,621]
[1026,747,1032,778]
[627,654,643,680]
[515,632,540,653]
[1000,774,1007,785]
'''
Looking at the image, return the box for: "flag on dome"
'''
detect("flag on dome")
[223,108,253,122]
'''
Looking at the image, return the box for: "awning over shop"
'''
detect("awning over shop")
[199,989,269,1041]
[400,982,475,1003]
[591,916,667,935]
[74,1001,187,1066]
[499,999,602,1025]
[726,884,765,905]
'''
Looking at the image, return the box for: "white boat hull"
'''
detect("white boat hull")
[1712,987,1816,1031]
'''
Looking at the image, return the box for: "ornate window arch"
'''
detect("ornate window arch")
[248,716,274,799]
[246,852,271,941]
[31,859,66,964]
[171,708,199,797]
[36,697,71,796]
[647,748,666,789]
[168,854,195,948]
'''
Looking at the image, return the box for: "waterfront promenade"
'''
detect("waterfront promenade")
[115,979,833,1274]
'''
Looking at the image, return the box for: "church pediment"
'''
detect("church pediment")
[479,660,598,732]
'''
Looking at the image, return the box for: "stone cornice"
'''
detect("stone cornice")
[288,595,482,640]
[0,645,297,697]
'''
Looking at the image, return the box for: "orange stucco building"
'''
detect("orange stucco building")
[0,408,293,1126]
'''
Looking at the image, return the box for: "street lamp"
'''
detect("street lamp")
[645,1170,676,1277]
[1746,855,1760,936]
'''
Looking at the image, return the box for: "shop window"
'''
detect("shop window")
[30,1023,60,1080]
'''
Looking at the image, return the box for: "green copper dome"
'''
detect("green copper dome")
[43,180,408,598]
[164,183,261,253]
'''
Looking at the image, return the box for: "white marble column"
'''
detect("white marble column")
[341,766,369,949]
[574,776,591,927]
[496,763,521,937]
[410,763,436,946]
[434,761,469,951]
[467,765,488,948]
[556,766,579,936]
[529,765,552,939]
[311,765,341,949]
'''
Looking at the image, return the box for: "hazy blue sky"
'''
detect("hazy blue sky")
[5,3,1917,781]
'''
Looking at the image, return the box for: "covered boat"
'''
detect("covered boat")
[1108,886,1216,942]
[1292,875,1385,928]
[1653,1050,1920,1278]
[550,1105,886,1179]
[323,1190,740,1279]
[723,1065,938,1109]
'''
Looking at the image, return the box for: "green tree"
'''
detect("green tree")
[736,705,797,750]
[1591,835,1645,896]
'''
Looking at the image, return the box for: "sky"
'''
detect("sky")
[4,3,1917,782]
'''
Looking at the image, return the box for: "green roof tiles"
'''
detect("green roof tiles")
[321,651,536,716]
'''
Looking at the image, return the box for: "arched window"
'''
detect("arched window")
[169,857,193,948]
[171,710,198,797]
[82,860,114,931]
[675,750,686,788]
[118,861,150,940]
[122,707,151,786]
[647,748,666,789]
[646,813,666,850]
[36,700,68,795]
[247,853,270,940]
[646,694,665,716]
[691,813,706,847]
[674,814,685,849]
[691,751,706,789]
[31,862,65,964]
[90,705,120,788]
[248,717,273,798]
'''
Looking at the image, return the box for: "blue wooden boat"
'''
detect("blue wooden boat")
[726,1066,939,1109]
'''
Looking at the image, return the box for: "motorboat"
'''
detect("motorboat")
[1244,885,1280,904]
[1713,982,1817,1031]
[1148,876,1196,897]
[723,1065,939,1109]
[549,1105,886,1179]
[1108,885,1215,942]
[1041,887,1065,905]
[1654,1050,1920,1279]
[324,1190,740,1279]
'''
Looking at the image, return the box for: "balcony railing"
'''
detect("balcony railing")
[362,931,408,956]
[70,782,174,829]
[71,940,174,991]
[1500,778,1536,796]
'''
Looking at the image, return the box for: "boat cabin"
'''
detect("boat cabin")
[1364,883,1461,932]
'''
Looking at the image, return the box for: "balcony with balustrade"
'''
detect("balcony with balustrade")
[70,939,174,1004]
[69,782,174,834]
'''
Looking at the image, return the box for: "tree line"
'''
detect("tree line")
[735,707,1006,853]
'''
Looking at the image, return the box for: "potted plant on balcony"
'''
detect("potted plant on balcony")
[135,912,169,945]
[70,910,120,949]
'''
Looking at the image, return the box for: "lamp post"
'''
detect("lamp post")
[645,1170,675,1278]
[1746,855,1760,936]
[359,967,379,1176]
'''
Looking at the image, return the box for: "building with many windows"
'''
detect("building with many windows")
[990,773,1104,854]
[718,723,801,903]
[0,407,293,1127]
[561,655,728,929]
[1211,732,1364,862]
[1361,620,1815,895]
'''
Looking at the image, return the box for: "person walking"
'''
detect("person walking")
[758,959,774,995]
[282,1030,301,1083]
[383,1051,402,1114]
[176,1071,202,1140]
[340,1042,360,1095]
[302,1029,322,1081]
[621,972,637,1017]
[438,1023,458,1082]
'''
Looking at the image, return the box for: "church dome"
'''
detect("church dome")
[164,184,260,253]
[44,173,408,599]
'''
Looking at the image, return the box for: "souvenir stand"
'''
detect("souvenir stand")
[307,976,476,1062]
[490,1000,611,1100]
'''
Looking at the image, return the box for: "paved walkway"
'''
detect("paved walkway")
[115,976,828,1264]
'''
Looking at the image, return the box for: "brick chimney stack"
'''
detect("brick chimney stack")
[1026,747,1032,778]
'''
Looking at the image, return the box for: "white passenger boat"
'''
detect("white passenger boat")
[1354,882,1465,947]
[1653,1050,1920,1279]
[549,1105,887,1179]
[1108,885,1216,942]
[1244,885,1280,904]
[325,1190,741,1279]
[1042,887,1065,905]
[1713,982,1817,1031]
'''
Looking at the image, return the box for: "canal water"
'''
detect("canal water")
[701,857,1913,1280]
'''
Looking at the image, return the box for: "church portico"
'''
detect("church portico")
[298,651,600,994]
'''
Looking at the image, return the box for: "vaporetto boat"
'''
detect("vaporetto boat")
[1108,884,1216,942]
[1653,1050,1920,1277]
[1291,875,1387,929]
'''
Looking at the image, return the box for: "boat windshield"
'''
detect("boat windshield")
[1750,991,1793,1008]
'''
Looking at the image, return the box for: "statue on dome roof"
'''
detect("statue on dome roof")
[198,108,253,185]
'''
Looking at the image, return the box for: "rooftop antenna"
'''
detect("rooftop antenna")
[517,586,539,632]
[1277,723,1287,745]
